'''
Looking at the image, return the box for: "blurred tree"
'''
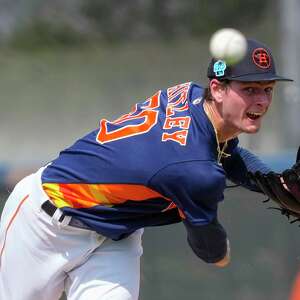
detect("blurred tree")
[187,0,262,34]
[1,0,272,47]
[81,0,147,42]
[81,0,272,42]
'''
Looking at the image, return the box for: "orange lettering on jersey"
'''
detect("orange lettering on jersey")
[166,102,189,117]
[167,83,190,105]
[166,105,175,117]
[96,91,161,144]
[162,82,191,146]
[169,91,189,107]
[163,116,191,130]
[113,103,138,124]
[162,130,188,146]
[97,110,158,144]
[167,82,191,100]
[172,101,189,112]
[113,91,160,125]
[141,91,160,109]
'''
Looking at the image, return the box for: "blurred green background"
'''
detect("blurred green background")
[1,1,300,299]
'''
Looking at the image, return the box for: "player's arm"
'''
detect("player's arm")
[149,160,230,266]
[184,218,230,267]
[222,146,272,192]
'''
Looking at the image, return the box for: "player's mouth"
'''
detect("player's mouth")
[246,111,264,121]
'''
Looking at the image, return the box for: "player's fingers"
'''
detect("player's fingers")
[282,169,300,202]
[266,172,300,213]
[254,171,278,200]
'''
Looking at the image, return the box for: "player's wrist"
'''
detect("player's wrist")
[214,239,230,267]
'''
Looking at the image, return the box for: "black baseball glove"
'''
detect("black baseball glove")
[248,146,300,222]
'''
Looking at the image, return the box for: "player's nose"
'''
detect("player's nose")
[253,91,272,107]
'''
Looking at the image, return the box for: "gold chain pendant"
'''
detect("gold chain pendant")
[203,102,231,164]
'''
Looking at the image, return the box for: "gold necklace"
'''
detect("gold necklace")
[203,102,231,163]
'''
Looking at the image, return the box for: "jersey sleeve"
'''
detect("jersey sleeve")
[184,217,227,263]
[222,145,272,192]
[148,160,228,262]
[148,160,226,224]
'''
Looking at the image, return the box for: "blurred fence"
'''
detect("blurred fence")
[0,34,294,165]
[0,0,298,165]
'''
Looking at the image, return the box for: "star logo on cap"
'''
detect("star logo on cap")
[252,48,271,69]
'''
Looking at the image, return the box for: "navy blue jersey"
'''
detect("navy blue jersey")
[41,82,266,241]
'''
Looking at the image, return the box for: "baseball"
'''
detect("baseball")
[209,28,247,65]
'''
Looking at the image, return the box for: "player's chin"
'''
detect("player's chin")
[243,124,261,134]
[242,118,263,134]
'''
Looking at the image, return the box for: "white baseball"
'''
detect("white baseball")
[209,28,247,65]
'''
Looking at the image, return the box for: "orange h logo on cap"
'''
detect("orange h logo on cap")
[252,48,271,69]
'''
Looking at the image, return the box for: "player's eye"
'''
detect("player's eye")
[265,87,273,95]
[244,87,255,95]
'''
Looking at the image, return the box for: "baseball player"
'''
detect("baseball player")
[0,38,293,300]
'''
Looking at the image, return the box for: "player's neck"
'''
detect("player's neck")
[203,101,239,143]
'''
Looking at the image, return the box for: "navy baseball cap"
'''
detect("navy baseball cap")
[207,39,293,82]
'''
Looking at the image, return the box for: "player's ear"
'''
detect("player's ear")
[210,79,227,104]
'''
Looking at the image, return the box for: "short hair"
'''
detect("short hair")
[204,80,230,102]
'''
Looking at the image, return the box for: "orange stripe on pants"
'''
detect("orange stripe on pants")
[0,194,29,268]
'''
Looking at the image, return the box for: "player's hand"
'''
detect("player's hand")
[247,146,300,224]
[214,239,230,267]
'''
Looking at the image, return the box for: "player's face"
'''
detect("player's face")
[221,80,275,135]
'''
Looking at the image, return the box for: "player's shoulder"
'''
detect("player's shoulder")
[150,159,225,186]
[149,160,226,201]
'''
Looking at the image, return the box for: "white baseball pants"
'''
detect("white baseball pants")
[0,168,143,300]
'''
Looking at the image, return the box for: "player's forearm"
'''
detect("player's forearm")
[184,218,228,264]
[222,146,271,192]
